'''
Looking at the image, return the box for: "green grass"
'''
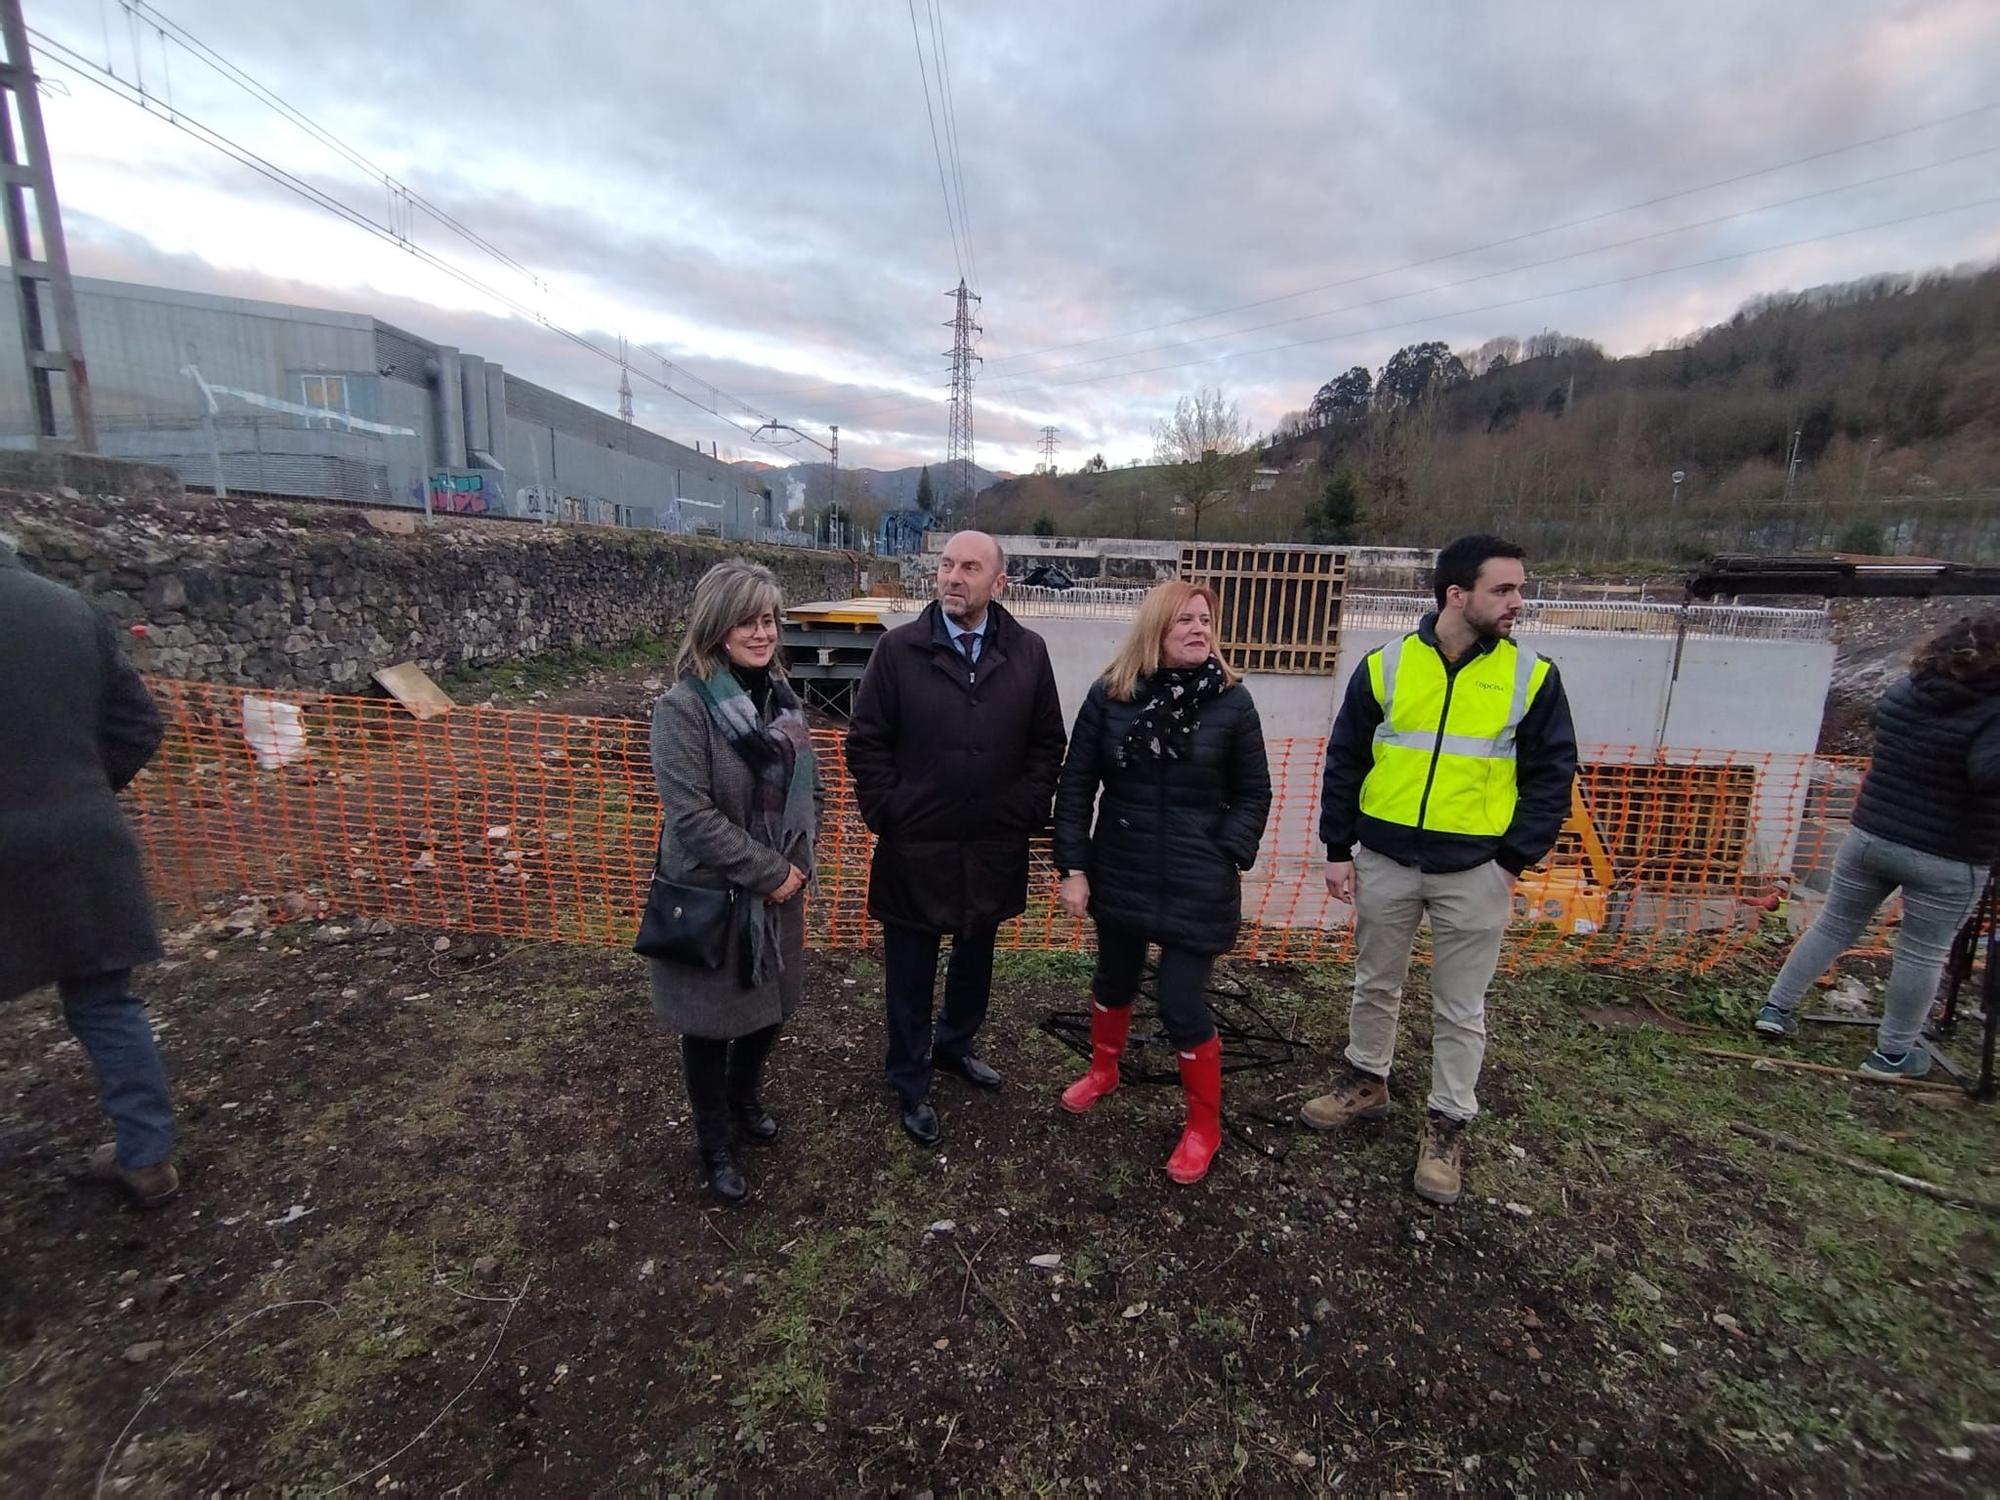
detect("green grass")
[1477,961,2000,1455]
[990,950,1096,987]
[252,1214,526,1467]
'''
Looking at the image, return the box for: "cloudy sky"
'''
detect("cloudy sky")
[27,0,2000,473]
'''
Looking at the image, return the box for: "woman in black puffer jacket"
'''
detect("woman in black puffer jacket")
[1755,614,2000,1076]
[1052,580,1271,1184]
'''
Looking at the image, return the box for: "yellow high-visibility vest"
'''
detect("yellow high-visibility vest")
[1357,632,1551,837]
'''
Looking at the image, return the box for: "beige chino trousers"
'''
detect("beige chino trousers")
[1345,843,1513,1121]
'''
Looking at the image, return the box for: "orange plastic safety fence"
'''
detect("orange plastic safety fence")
[128,679,1874,972]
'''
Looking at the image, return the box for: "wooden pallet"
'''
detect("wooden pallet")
[1179,544,1346,674]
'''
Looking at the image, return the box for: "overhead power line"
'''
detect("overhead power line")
[780,146,2000,425]
[721,101,2000,415]
[1024,195,2000,392]
[815,193,2000,431]
[926,0,977,293]
[906,0,965,284]
[974,99,2000,373]
[126,0,546,295]
[972,141,2000,393]
[42,8,827,461]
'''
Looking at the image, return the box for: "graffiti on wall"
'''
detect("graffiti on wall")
[413,472,490,515]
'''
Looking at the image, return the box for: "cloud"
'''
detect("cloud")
[26,0,2000,472]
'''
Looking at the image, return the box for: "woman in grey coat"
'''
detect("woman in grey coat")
[648,559,822,1203]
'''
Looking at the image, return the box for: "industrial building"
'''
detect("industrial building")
[0,272,800,540]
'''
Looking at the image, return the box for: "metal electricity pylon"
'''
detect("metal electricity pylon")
[0,0,95,450]
[943,278,981,522]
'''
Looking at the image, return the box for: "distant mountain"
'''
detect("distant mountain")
[733,460,1002,509]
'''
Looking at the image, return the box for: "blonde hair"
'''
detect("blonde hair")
[674,558,787,680]
[1101,579,1236,701]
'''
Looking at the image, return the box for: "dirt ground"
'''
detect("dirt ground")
[443,646,676,723]
[3,918,1995,1495]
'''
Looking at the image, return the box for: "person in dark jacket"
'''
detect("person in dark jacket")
[1052,580,1271,1184]
[845,531,1066,1146]
[0,533,178,1206]
[1301,534,1577,1206]
[648,559,822,1203]
[1755,614,2000,1075]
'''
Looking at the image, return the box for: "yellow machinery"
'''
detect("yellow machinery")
[1514,783,1615,935]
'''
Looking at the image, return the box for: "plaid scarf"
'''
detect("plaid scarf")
[1118,657,1231,767]
[693,665,817,986]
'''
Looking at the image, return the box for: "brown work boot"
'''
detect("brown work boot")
[1299,1063,1391,1131]
[88,1143,180,1208]
[1413,1111,1467,1206]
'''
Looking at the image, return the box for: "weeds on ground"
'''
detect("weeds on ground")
[990,950,1096,987]
[1484,960,2000,1457]
[440,634,679,703]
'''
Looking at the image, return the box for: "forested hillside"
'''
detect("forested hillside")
[1001,265,2000,562]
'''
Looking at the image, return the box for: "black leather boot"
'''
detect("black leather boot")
[683,1036,748,1203]
[727,1024,781,1145]
[698,1145,747,1203]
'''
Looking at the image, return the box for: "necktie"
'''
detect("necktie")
[956,631,978,663]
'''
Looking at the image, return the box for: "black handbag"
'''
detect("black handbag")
[633,861,738,970]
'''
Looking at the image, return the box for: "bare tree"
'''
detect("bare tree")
[1460,336,1522,378]
[1523,328,1603,361]
[1271,409,1311,441]
[1152,387,1250,540]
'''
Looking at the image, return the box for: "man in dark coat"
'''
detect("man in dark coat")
[846,531,1066,1145]
[0,533,179,1206]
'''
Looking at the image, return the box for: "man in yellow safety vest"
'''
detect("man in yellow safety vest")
[1302,534,1577,1205]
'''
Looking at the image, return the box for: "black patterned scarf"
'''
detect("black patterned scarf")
[1118,657,1230,766]
[693,665,817,985]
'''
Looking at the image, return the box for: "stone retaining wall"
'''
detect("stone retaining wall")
[0,486,860,688]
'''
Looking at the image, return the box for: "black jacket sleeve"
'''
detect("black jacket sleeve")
[1969,703,2000,796]
[1220,695,1272,871]
[1052,683,1106,874]
[1318,652,1382,860]
[1498,661,1579,874]
[1016,643,1068,835]
[98,611,164,793]
[844,642,902,834]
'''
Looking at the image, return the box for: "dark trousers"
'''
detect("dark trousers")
[882,922,997,1105]
[1092,922,1218,1050]
[680,1024,779,1152]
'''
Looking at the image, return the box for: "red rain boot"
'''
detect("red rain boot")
[1060,1001,1132,1114]
[1164,1036,1223,1184]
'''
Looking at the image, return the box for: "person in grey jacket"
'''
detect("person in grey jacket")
[0,532,178,1206]
[648,559,822,1203]
[1756,613,2000,1076]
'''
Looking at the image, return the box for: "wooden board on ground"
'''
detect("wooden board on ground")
[372,662,456,720]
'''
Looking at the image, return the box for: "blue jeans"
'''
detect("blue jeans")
[1768,828,1986,1056]
[58,969,176,1169]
